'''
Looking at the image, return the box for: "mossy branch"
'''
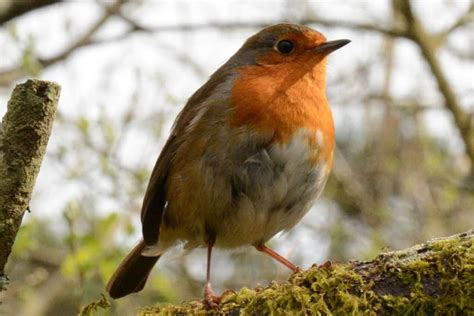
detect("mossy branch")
[137,230,473,315]
[0,79,60,289]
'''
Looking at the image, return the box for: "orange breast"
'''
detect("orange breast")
[230,62,335,167]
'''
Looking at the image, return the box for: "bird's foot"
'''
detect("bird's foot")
[319,260,332,269]
[293,266,303,274]
[203,285,237,308]
[204,283,220,309]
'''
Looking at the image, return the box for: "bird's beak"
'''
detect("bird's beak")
[314,39,351,54]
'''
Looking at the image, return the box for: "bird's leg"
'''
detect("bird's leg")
[204,238,220,308]
[255,243,300,273]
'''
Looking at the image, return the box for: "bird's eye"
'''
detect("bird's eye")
[275,40,294,54]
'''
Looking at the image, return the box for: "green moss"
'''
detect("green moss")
[140,231,473,315]
[79,294,111,316]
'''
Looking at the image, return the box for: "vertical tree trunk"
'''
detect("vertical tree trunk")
[0,79,60,290]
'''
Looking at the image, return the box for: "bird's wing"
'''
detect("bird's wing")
[140,102,201,245]
[140,133,177,246]
[140,69,230,246]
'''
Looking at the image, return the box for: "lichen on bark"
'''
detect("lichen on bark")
[0,79,60,287]
[137,230,473,315]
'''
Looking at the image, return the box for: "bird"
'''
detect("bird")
[106,23,349,308]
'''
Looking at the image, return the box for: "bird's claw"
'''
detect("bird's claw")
[319,260,332,269]
[293,266,303,274]
[204,283,220,309]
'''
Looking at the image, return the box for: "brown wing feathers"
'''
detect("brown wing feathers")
[140,136,176,245]
[140,67,231,246]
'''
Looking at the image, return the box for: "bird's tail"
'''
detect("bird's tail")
[106,240,160,299]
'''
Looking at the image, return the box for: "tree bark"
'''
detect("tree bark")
[133,230,473,315]
[0,79,60,290]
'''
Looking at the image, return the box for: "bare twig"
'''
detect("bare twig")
[393,0,473,171]
[434,2,474,46]
[0,0,128,86]
[0,0,61,25]
[39,0,128,67]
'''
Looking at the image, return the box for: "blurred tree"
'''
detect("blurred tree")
[0,0,472,315]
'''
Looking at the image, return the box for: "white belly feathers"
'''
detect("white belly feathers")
[148,127,331,255]
[213,128,330,248]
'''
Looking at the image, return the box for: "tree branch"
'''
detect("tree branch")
[0,0,61,25]
[39,0,128,68]
[130,230,473,315]
[434,2,474,45]
[0,79,60,290]
[0,14,407,87]
[393,0,474,172]
[0,0,128,87]
[115,16,406,38]
[75,230,474,315]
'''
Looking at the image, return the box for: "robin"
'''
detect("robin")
[107,23,349,307]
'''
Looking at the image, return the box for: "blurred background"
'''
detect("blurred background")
[0,0,472,315]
